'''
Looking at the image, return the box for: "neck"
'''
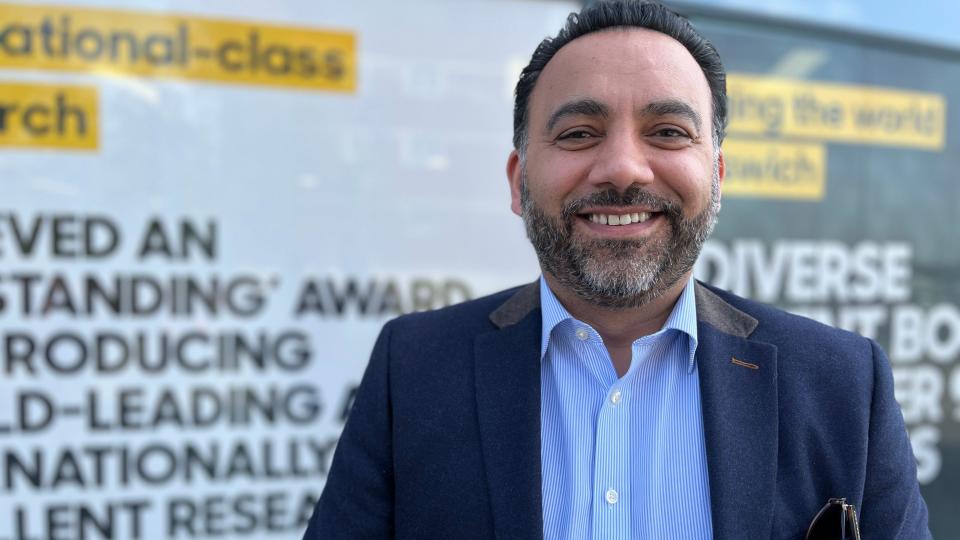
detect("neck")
[543,272,691,350]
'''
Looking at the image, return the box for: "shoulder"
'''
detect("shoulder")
[698,281,873,356]
[698,281,883,404]
[376,282,535,361]
[385,283,530,334]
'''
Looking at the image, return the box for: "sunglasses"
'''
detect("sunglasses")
[805,498,861,540]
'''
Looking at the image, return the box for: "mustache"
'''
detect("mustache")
[560,185,682,221]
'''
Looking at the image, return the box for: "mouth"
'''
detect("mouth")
[581,211,654,226]
[571,207,665,238]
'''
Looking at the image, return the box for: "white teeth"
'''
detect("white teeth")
[587,212,653,226]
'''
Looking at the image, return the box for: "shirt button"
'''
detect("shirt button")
[575,328,589,341]
[605,488,619,505]
[610,390,622,405]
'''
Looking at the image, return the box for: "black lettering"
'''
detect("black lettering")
[40,18,57,56]
[0,103,15,131]
[137,444,176,484]
[87,276,122,315]
[167,498,196,536]
[95,332,130,374]
[177,332,212,371]
[109,30,139,62]
[181,219,216,259]
[273,330,311,371]
[297,48,317,77]
[118,387,145,429]
[78,504,113,539]
[43,274,78,315]
[57,92,87,136]
[192,386,221,427]
[11,273,41,314]
[52,449,84,488]
[263,45,293,74]
[296,491,319,529]
[75,29,104,60]
[48,504,73,540]
[0,24,32,55]
[233,494,258,533]
[339,385,357,422]
[18,390,54,432]
[144,34,175,64]
[5,332,36,375]
[284,384,322,425]
[5,449,41,489]
[410,279,435,311]
[217,41,244,71]
[294,279,325,315]
[247,31,260,72]
[8,215,44,257]
[137,219,173,258]
[265,492,287,531]
[225,442,255,478]
[45,332,87,373]
[152,388,184,427]
[324,50,345,80]
[87,389,114,431]
[327,277,376,315]
[84,215,120,257]
[378,280,404,315]
[52,215,79,257]
[225,276,264,316]
[130,274,163,315]
[22,103,51,135]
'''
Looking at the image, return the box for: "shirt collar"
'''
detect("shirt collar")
[539,276,700,373]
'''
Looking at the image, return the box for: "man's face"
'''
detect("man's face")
[507,28,724,308]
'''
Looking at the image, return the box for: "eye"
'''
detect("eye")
[555,127,602,149]
[648,124,697,148]
[558,129,598,140]
[652,126,690,138]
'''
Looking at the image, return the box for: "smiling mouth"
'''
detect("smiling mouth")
[581,211,655,226]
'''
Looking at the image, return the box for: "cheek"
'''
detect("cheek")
[650,154,714,205]
[528,156,589,203]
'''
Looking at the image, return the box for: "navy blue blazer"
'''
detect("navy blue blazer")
[305,281,930,539]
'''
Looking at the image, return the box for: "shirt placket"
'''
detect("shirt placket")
[583,336,631,539]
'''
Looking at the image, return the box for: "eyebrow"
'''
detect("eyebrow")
[640,99,703,132]
[545,98,610,133]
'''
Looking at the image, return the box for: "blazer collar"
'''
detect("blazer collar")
[694,282,779,539]
[479,280,779,539]
[489,280,759,335]
[476,281,543,539]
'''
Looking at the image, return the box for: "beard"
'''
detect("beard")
[520,163,720,309]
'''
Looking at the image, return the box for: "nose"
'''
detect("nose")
[585,128,655,191]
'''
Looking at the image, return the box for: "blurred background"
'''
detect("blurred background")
[0,0,956,538]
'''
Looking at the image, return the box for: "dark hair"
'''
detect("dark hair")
[512,0,727,152]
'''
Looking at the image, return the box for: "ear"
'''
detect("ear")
[506,149,523,217]
[716,148,725,209]
[717,148,726,187]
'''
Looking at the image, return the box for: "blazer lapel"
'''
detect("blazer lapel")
[474,283,543,540]
[695,283,779,539]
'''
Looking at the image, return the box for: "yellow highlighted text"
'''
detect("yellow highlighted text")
[727,74,945,150]
[0,82,97,150]
[0,3,356,92]
[723,139,826,200]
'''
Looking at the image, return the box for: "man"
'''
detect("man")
[305,1,930,538]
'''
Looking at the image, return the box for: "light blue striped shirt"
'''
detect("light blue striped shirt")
[539,277,713,539]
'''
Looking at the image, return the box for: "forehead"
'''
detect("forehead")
[530,28,711,122]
